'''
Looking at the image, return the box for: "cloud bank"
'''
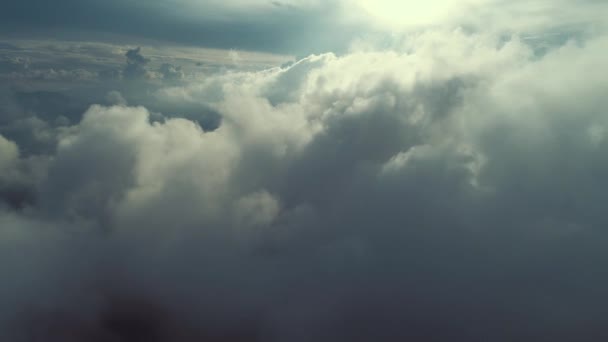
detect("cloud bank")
[2,0,607,55]
[1,26,608,340]
[1,0,608,339]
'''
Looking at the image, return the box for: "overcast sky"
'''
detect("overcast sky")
[1,1,608,341]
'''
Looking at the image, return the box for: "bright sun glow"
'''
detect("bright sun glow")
[357,0,477,29]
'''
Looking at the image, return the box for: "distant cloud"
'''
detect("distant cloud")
[105,90,127,106]
[0,0,357,55]
[0,56,29,72]
[123,47,151,80]
[158,63,184,81]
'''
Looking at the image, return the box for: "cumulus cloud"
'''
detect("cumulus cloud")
[1,15,608,342]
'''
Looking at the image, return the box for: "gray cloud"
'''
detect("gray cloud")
[123,47,151,80]
[0,0,359,55]
[0,55,29,73]
[158,63,184,81]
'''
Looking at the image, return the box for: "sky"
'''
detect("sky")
[1,1,608,341]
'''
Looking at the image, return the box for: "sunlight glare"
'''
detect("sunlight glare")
[357,0,474,29]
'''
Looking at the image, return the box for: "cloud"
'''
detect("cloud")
[3,68,98,82]
[123,47,151,80]
[0,134,18,171]
[158,63,184,81]
[1,21,608,342]
[0,55,29,72]
[105,90,127,106]
[0,0,358,55]
[2,0,606,56]
[0,134,42,209]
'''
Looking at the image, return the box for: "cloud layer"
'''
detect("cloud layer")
[2,0,607,55]
[1,26,608,340]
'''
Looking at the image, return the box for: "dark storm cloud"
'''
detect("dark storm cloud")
[0,0,360,55]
